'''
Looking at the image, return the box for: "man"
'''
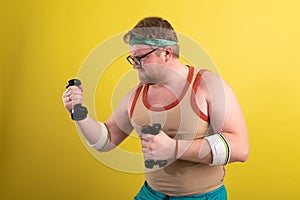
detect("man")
[62,17,249,199]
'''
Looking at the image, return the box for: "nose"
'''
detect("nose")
[133,62,141,69]
[132,62,138,69]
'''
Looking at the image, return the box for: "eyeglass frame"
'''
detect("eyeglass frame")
[126,48,159,67]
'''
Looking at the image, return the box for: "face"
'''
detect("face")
[129,45,168,84]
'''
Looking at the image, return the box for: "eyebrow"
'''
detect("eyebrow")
[130,48,153,57]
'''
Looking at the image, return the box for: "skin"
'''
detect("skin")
[62,44,249,164]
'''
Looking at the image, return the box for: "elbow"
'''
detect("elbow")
[237,147,250,163]
[230,146,250,163]
[240,142,250,162]
[239,148,249,162]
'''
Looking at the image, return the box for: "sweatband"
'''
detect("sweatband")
[205,133,230,166]
[88,122,110,151]
[129,34,177,46]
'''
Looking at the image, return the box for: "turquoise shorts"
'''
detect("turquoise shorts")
[134,182,227,200]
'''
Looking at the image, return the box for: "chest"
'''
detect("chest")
[146,86,179,107]
[131,85,210,139]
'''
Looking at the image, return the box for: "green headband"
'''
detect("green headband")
[129,34,177,46]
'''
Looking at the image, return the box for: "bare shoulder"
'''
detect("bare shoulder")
[119,84,142,112]
[107,84,141,125]
[197,70,236,103]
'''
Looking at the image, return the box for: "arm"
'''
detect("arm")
[141,71,249,164]
[62,85,135,151]
[179,71,249,163]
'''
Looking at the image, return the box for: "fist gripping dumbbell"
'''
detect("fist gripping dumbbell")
[66,79,88,121]
[141,123,168,169]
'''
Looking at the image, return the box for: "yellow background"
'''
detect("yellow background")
[1,0,300,199]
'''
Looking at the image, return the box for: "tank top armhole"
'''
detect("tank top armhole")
[191,69,210,122]
[129,84,143,119]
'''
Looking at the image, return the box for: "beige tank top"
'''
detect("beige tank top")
[130,66,225,196]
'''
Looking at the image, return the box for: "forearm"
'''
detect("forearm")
[221,131,249,163]
[75,116,105,145]
[63,82,134,152]
[177,131,249,165]
[177,138,212,164]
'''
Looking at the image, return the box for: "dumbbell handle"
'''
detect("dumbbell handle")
[141,124,168,168]
[66,79,88,121]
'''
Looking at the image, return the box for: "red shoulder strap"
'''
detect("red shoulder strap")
[129,84,143,119]
[191,69,209,122]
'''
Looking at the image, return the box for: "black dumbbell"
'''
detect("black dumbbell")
[141,123,168,169]
[66,79,88,121]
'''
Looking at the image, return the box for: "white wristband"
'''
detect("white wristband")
[205,133,230,166]
[88,122,110,151]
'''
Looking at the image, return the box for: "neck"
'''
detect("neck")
[150,59,190,94]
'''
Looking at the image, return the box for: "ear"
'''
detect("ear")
[163,47,173,62]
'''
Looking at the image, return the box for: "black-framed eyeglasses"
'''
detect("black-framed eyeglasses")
[126,48,159,66]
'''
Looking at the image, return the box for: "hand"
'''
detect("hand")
[62,85,84,113]
[141,130,176,161]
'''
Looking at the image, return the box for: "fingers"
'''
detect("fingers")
[62,90,83,104]
[141,134,153,141]
[141,135,153,155]
[62,86,85,112]
[141,141,153,160]
[141,131,176,161]
[64,85,84,95]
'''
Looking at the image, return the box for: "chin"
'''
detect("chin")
[138,73,157,84]
[138,75,149,84]
[140,79,151,84]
